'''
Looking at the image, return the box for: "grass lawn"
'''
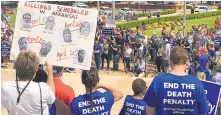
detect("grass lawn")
[8,13,16,28]
[144,16,219,37]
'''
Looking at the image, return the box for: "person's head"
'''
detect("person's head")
[23,13,31,23]
[78,50,86,63]
[200,47,207,54]
[33,68,48,83]
[53,66,64,77]
[132,78,147,96]
[18,37,28,51]
[40,41,52,56]
[95,39,99,45]
[80,22,90,37]
[170,46,189,69]
[45,16,55,30]
[63,28,72,42]
[81,65,100,89]
[15,51,40,81]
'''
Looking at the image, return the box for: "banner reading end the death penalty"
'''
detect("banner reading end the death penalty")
[10,1,98,70]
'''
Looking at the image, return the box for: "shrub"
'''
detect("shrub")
[117,10,221,30]
[136,9,176,18]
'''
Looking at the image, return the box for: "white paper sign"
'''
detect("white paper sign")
[10,1,98,70]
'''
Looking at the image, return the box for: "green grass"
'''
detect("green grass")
[144,16,218,37]
[8,13,16,28]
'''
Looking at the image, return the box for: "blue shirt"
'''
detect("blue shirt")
[49,104,56,115]
[197,54,209,72]
[1,42,9,55]
[70,90,114,115]
[143,73,209,115]
[213,37,221,46]
[119,95,146,115]
[170,42,176,48]
[208,49,215,58]
[94,44,102,57]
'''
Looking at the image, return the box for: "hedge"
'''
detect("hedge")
[117,10,221,30]
[136,9,176,18]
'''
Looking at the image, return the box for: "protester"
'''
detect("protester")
[52,66,75,108]
[94,39,102,70]
[161,39,171,72]
[119,78,147,115]
[101,39,110,71]
[196,47,213,81]
[1,51,55,115]
[144,46,209,115]
[70,65,123,115]
[124,43,132,72]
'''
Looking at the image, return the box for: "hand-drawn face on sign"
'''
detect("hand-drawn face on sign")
[78,50,86,63]
[39,41,52,57]
[63,28,72,42]
[22,13,31,28]
[80,22,90,37]
[45,16,55,31]
[18,37,28,51]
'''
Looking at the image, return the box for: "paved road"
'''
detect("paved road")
[1,68,154,115]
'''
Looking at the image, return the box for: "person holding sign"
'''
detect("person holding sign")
[119,78,147,115]
[70,65,123,115]
[144,46,209,115]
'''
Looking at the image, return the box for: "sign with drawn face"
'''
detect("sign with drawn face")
[11,1,98,70]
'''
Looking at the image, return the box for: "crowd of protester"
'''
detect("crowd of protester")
[1,13,13,68]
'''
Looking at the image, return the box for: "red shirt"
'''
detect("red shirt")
[54,79,75,108]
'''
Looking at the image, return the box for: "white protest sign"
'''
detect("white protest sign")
[10,1,98,70]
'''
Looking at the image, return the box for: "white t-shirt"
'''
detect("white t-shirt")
[1,81,55,115]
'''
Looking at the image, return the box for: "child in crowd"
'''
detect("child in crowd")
[119,78,148,115]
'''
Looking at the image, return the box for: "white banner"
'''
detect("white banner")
[10,1,98,70]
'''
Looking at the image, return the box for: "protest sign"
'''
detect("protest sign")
[106,19,116,28]
[102,28,113,35]
[201,80,221,115]
[10,1,98,70]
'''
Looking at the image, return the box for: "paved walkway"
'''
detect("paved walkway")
[1,67,154,115]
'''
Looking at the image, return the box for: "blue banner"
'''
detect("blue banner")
[102,28,113,35]
[201,80,221,115]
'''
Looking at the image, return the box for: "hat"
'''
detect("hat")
[201,47,207,53]
[53,66,64,74]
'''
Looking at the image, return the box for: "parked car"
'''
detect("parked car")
[119,8,134,14]
[1,1,17,6]
[194,6,212,13]
[73,3,89,8]
[164,1,176,4]
[100,7,110,15]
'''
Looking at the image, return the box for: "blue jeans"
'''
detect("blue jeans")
[124,57,130,71]
[95,56,101,70]
[113,54,120,70]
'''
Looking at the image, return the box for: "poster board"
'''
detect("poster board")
[201,80,221,115]
[10,1,98,70]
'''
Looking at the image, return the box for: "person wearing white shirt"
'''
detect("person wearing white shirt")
[124,43,132,72]
[1,51,55,115]
[162,39,171,72]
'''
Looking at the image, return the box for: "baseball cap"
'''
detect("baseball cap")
[53,66,64,74]
[201,47,207,53]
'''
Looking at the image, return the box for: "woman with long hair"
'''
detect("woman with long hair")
[70,65,123,115]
